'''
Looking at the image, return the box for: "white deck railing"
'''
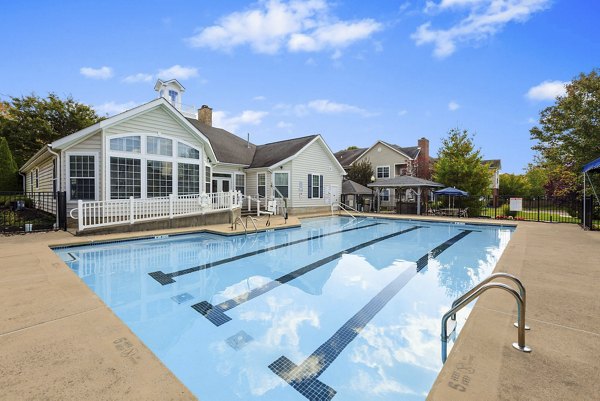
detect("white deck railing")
[75,191,242,232]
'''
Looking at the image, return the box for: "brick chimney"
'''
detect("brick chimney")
[198,105,212,126]
[417,137,430,179]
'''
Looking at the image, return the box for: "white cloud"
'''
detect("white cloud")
[95,101,137,116]
[525,80,568,101]
[448,101,460,111]
[157,65,198,80]
[187,0,382,54]
[253,95,266,101]
[276,99,375,117]
[122,73,153,83]
[80,66,113,80]
[412,0,551,58]
[277,120,293,129]
[398,109,408,116]
[212,110,268,132]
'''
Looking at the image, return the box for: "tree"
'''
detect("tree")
[524,165,548,197]
[433,128,492,196]
[530,68,600,196]
[0,93,103,166]
[0,137,19,191]
[347,158,374,187]
[499,173,529,196]
[346,145,359,150]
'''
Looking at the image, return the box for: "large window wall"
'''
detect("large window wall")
[106,133,204,199]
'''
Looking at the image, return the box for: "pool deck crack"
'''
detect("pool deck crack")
[0,306,102,338]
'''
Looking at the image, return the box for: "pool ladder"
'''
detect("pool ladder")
[441,273,532,363]
[232,215,258,234]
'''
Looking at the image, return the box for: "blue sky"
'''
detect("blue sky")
[1,0,598,173]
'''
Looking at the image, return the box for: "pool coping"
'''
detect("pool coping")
[0,215,598,400]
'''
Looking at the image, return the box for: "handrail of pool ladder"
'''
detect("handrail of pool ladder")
[441,282,532,363]
[451,272,530,330]
[245,215,258,233]
[330,202,359,219]
[232,216,247,234]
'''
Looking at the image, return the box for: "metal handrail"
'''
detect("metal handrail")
[441,282,532,363]
[233,216,247,234]
[245,215,258,232]
[451,272,530,330]
[331,201,361,219]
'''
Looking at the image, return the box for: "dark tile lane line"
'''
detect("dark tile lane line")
[191,226,424,326]
[268,230,475,401]
[148,222,384,285]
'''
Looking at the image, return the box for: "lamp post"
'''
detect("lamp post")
[370,175,375,213]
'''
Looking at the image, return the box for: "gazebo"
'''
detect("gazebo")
[368,176,444,215]
[582,156,600,229]
[341,179,373,211]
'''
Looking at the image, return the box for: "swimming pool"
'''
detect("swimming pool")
[54,216,513,401]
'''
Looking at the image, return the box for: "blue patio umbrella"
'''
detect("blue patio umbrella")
[434,187,469,208]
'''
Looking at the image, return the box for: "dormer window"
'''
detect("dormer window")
[168,90,178,104]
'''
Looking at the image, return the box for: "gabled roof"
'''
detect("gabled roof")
[368,176,444,188]
[483,159,502,169]
[154,79,185,92]
[47,98,217,162]
[342,179,372,195]
[249,135,318,168]
[186,118,256,165]
[379,141,420,159]
[334,148,368,168]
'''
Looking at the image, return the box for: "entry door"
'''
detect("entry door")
[212,177,232,192]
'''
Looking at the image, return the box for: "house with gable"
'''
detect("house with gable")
[335,138,431,209]
[19,79,345,232]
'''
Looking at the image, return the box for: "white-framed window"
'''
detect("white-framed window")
[379,189,390,202]
[147,160,173,197]
[67,152,98,201]
[204,165,211,193]
[257,173,266,197]
[106,133,202,199]
[110,136,141,153]
[110,157,141,199]
[376,166,390,179]
[273,171,289,198]
[147,137,172,157]
[235,173,245,194]
[35,168,39,189]
[179,163,200,195]
[168,90,178,104]
[308,173,323,199]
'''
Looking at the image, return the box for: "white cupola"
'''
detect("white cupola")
[154,79,185,110]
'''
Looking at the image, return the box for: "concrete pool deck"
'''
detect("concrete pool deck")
[0,215,598,400]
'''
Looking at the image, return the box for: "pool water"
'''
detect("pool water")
[54,216,513,401]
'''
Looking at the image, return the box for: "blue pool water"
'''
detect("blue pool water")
[54,216,513,401]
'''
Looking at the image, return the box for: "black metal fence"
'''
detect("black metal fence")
[0,191,67,233]
[421,195,599,229]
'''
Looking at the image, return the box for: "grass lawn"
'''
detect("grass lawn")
[479,208,580,223]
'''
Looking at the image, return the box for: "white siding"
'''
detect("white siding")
[104,107,202,146]
[288,139,343,208]
[246,169,272,199]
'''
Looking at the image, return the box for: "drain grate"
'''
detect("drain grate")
[226,330,253,350]
[171,293,194,304]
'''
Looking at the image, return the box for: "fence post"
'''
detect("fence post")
[129,196,135,224]
[494,196,497,219]
[169,193,174,219]
[77,199,83,232]
[229,191,234,210]
[537,197,540,222]
[58,191,67,231]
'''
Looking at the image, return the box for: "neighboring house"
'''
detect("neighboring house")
[484,159,502,196]
[335,138,431,208]
[19,79,345,230]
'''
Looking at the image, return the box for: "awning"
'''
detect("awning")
[367,176,444,188]
[582,157,600,173]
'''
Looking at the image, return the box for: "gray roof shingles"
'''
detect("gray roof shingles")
[187,117,317,168]
[334,148,367,168]
[249,135,317,168]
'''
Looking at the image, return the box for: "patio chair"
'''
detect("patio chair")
[459,207,469,218]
